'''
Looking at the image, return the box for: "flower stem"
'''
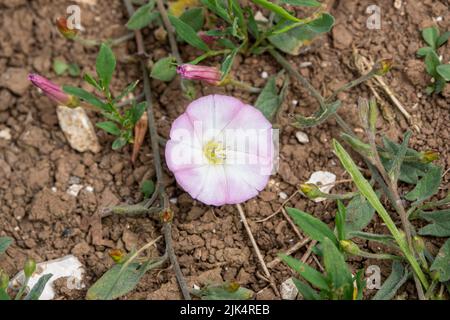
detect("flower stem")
[227,78,261,93]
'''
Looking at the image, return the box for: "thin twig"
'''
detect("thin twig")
[281,207,303,240]
[267,237,311,269]
[256,191,299,223]
[155,0,182,63]
[124,0,191,300]
[236,203,280,296]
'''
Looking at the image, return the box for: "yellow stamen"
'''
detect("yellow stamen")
[203,140,226,165]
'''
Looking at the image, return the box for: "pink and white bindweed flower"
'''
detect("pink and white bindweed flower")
[176,64,222,85]
[165,94,275,206]
[28,74,77,107]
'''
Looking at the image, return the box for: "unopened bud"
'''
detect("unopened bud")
[56,17,79,40]
[24,258,36,278]
[413,236,425,253]
[0,269,9,290]
[299,183,322,200]
[368,98,378,133]
[372,58,393,76]
[198,31,219,44]
[224,281,240,292]
[176,64,222,85]
[160,208,174,223]
[340,240,361,255]
[109,249,125,263]
[420,151,439,163]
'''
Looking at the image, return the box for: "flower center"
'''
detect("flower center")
[203,140,226,165]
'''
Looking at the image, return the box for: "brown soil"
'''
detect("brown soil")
[0,0,449,300]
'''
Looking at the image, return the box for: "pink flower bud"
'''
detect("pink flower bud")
[176,64,222,85]
[28,74,77,106]
[198,31,219,44]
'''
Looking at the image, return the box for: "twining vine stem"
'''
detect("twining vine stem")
[123,0,191,300]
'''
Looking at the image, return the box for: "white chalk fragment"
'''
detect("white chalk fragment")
[10,255,85,300]
[306,171,337,202]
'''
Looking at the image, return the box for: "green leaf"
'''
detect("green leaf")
[353,270,366,300]
[422,26,439,48]
[96,43,116,90]
[335,200,346,241]
[281,0,321,6]
[417,209,450,237]
[131,101,147,125]
[151,57,177,82]
[24,274,53,300]
[126,1,157,30]
[96,121,121,136]
[192,282,254,300]
[292,278,320,300]
[437,31,450,47]
[246,7,260,38]
[430,239,450,282]
[112,137,128,150]
[0,289,10,300]
[380,136,434,184]
[255,74,288,121]
[294,100,341,128]
[344,195,375,236]
[388,130,411,182]
[140,180,155,198]
[220,48,238,80]
[372,262,409,300]
[0,237,12,255]
[269,13,334,55]
[200,0,231,23]
[251,0,302,22]
[86,261,153,300]
[424,50,441,78]
[168,14,209,51]
[322,237,353,300]
[83,73,103,91]
[286,207,338,246]
[347,231,396,248]
[180,7,204,32]
[405,165,442,203]
[113,80,140,104]
[416,46,434,57]
[280,254,328,290]
[67,63,80,77]
[63,85,107,110]
[436,64,450,81]
[53,59,68,75]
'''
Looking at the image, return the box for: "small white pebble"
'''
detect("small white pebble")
[435,16,443,22]
[354,127,364,133]
[261,71,269,79]
[67,184,83,197]
[169,197,178,204]
[295,131,309,144]
[291,99,298,106]
[85,185,94,193]
[417,92,422,98]
[14,226,20,231]
[193,284,200,290]
[0,128,11,140]
[212,229,216,233]
[299,62,312,68]
[394,0,402,9]
[279,192,288,200]
[51,187,57,192]
[254,11,268,23]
